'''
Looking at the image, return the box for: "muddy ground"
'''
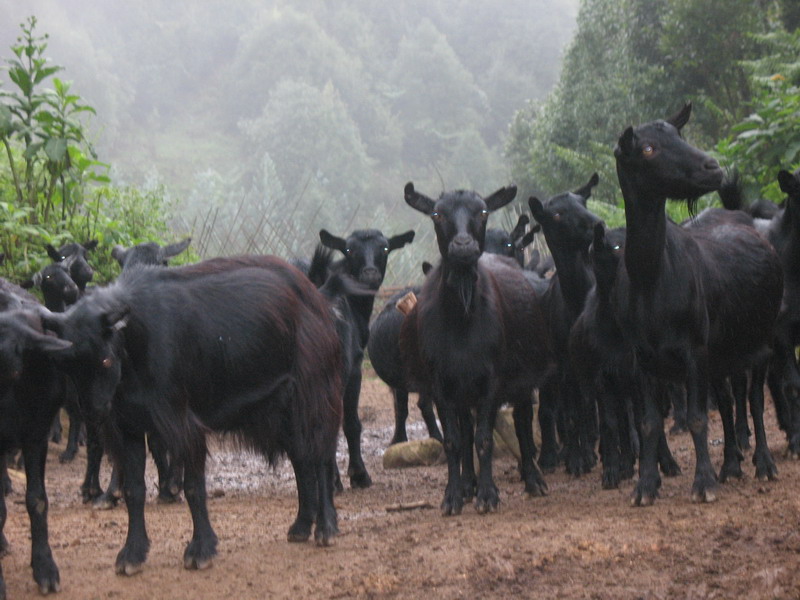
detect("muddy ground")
[2,372,800,599]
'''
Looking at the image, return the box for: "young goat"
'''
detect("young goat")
[529,173,601,476]
[21,261,84,464]
[400,183,552,515]
[317,228,414,489]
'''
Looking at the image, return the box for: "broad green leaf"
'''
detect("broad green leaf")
[23,141,43,159]
[0,104,13,136]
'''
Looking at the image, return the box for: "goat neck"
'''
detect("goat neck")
[614,107,722,287]
[438,254,480,318]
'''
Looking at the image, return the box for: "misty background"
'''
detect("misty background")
[0,0,578,284]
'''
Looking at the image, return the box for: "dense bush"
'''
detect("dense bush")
[0,17,187,283]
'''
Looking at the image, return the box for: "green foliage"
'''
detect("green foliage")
[0,17,181,284]
[716,29,800,202]
[507,0,779,221]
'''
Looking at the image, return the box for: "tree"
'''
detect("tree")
[238,78,372,230]
[717,28,800,202]
[505,0,778,207]
[388,18,489,167]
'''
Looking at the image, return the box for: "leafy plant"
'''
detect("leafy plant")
[716,29,800,202]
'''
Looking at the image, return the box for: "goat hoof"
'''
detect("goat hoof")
[287,521,312,543]
[38,580,60,595]
[58,451,76,464]
[691,488,717,503]
[440,498,463,517]
[157,492,181,504]
[314,525,337,547]
[349,472,372,489]
[92,496,119,511]
[115,561,144,577]
[754,459,778,482]
[602,472,620,490]
[630,493,656,507]
[184,555,213,570]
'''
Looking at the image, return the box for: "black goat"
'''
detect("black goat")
[612,103,782,505]
[86,238,195,508]
[484,214,537,267]
[569,224,681,488]
[0,285,73,596]
[756,168,800,458]
[400,183,552,515]
[368,285,442,446]
[21,262,85,464]
[529,173,601,476]
[46,240,97,293]
[43,256,343,575]
[369,217,538,447]
[317,228,414,489]
[111,237,192,269]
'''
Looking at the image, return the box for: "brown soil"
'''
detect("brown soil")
[3,373,800,599]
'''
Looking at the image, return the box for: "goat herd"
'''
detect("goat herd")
[1,103,799,597]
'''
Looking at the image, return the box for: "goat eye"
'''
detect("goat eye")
[479,210,489,221]
[383,246,389,254]
[642,144,655,157]
[344,248,351,255]
[101,357,113,369]
[431,212,443,223]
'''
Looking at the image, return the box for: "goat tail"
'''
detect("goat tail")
[719,169,743,211]
[308,245,335,288]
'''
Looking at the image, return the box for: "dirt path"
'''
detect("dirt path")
[3,374,800,599]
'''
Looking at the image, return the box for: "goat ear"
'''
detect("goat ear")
[421,261,433,276]
[510,214,530,241]
[319,230,347,254]
[46,244,62,262]
[388,230,415,251]
[39,309,65,337]
[23,325,74,354]
[484,185,517,212]
[111,245,128,267]
[162,237,192,258]
[518,228,536,249]
[615,127,636,158]
[102,305,130,333]
[404,182,435,214]
[593,222,606,247]
[82,239,99,252]
[528,197,545,221]
[666,102,692,130]
[777,170,800,197]
[573,172,600,202]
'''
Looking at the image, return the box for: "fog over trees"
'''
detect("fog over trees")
[0,0,578,270]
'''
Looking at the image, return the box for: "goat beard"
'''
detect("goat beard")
[445,264,478,316]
